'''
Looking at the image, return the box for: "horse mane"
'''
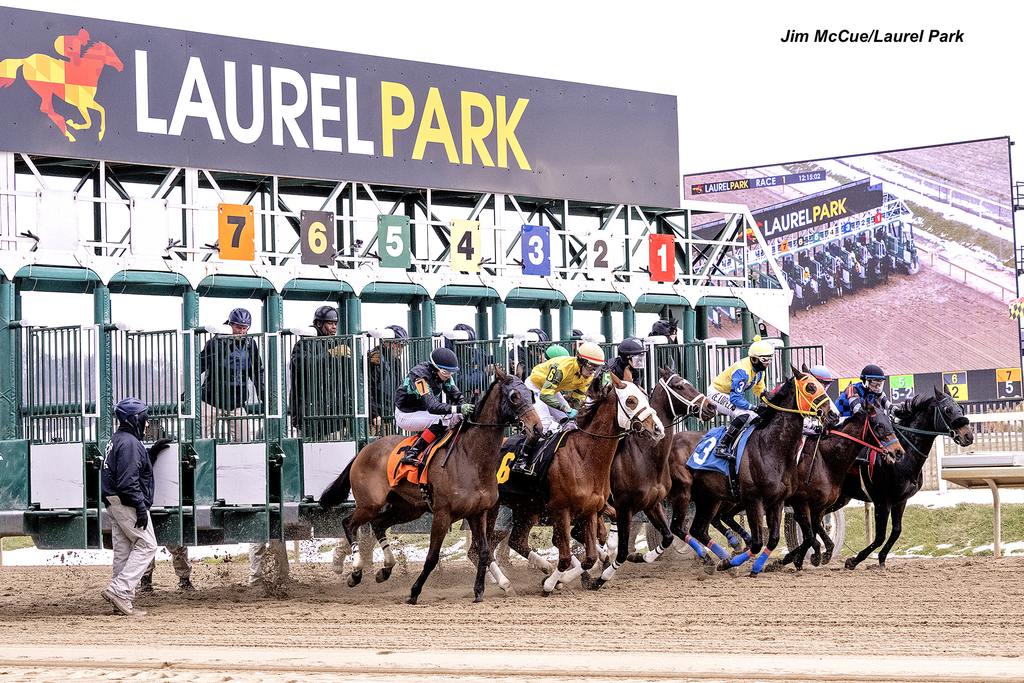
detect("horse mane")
[576,373,612,426]
[473,375,502,419]
[893,393,930,422]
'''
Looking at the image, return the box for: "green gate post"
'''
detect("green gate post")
[408,299,422,338]
[491,302,507,338]
[539,305,552,339]
[558,302,573,342]
[623,305,635,339]
[183,289,199,442]
[264,292,283,441]
[695,305,709,341]
[422,298,436,338]
[780,332,793,379]
[337,294,348,333]
[741,309,755,345]
[474,303,488,341]
[345,294,362,334]
[0,278,16,440]
[94,285,112,446]
[683,305,698,386]
[600,305,613,343]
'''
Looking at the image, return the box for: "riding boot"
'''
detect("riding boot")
[716,415,748,461]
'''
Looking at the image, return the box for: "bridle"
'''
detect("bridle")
[761,376,832,419]
[893,396,971,454]
[658,373,712,427]
[575,382,660,440]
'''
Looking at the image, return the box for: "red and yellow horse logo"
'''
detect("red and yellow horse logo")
[0,28,123,142]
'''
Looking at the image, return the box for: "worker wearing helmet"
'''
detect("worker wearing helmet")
[836,364,891,418]
[649,318,679,344]
[101,397,160,616]
[709,338,775,467]
[368,324,409,432]
[288,305,351,439]
[199,307,264,443]
[605,337,646,389]
[528,341,605,432]
[395,347,474,471]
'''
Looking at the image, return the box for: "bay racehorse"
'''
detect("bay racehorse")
[497,371,664,594]
[0,32,124,142]
[776,406,904,569]
[593,369,716,588]
[828,386,973,570]
[319,367,542,603]
[688,366,838,576]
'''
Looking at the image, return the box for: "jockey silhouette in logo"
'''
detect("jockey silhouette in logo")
[0,28,124,141]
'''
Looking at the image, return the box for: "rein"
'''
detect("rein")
[761,394,822,418]
[893,400,970,458]
[659,374,712,427]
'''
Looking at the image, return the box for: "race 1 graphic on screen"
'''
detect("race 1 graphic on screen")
[683,137,1021,402]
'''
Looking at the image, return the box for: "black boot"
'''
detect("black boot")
[716,416,747,461]
[178,577,195,592]
[139,573,154,593]
[399,434,430,467]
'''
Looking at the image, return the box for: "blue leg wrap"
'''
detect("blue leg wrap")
[685,535,706,558]
[729,550,752,567]
[751,549,772,574]
[725,530,740,547]
[708,542,731,561]
[740,529,752,544]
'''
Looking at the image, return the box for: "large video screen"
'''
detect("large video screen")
[684,137,1020,403]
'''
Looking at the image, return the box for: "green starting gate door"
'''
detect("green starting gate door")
[109,328,192,548]
[15,324,101,548]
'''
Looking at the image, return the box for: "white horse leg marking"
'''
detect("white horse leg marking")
[643,542,668,563]
[528,550,553,573]
[606,522,619,555]
[488,561,511,591]
[557,556,584,587]
[542,568,563,593]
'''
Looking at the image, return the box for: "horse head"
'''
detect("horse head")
[864,405,905,464]
[932,385,974,446]
[657,367,717,422]
[769,364,838,428]
[85,41,124,74]
[610,371,664,441]
[490,366,543,439]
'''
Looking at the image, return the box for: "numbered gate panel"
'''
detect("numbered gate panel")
[301,441,357,501]
[215,443,269,505]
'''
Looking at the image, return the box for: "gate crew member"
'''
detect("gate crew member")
[708,338,774,461]
[836,364,891,464]
[368,324,408,433]
[649,318,678,344]
[101,397,160,617]
[199,307,265,443]
[528,341,605,432]
[605,337,646,390]
[395,347,475,472]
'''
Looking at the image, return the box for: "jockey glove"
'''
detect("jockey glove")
[459,403,475,416]
[565,408,578,419]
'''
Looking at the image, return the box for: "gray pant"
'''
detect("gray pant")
[106,496,159,600]
[142,545,191,581]
[248,541,290,584]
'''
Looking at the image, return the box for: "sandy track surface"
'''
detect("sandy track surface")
[1,555,1022,681]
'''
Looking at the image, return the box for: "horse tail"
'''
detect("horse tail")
[319,460,354,510]
[0,58,24,88]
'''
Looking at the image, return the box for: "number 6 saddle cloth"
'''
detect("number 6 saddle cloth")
[387,428,458,487]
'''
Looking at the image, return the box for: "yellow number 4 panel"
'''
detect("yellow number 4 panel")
[450,219,481,273]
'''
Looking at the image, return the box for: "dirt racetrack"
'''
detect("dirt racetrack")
[2,554,1023,681]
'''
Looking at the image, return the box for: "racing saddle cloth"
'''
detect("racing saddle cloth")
[387,429,457,487]
[687,422,757,477]
[499,423,577,499]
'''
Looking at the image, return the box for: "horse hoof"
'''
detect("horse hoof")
[375,567,393,583]
[844,558,858,570]
[810,553,821,568]
[473,595,484,603]
[587,577,606,591]
[406,596,418,605]
[763,560,781,573]
[822,551,834,565]
[626,552,645,563]
[748,571,760,578]
[716,559,732,572]
[347,570,363,587]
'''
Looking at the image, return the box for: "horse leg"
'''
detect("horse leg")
[723,499,762,571]
[506,508,550,573]
[640,502,673,563]
[34,89,73,141]
[749,501,783,577]
[590,507,627,589]
[341,505,378,587]
[481,506,511,592]
[562,513,592,589]
[723,511,752,551]
[465,512,494,602]
[92,100,108,141]
[688,497,723,572]
[876,500,907,569]
[66,103,92,131]
[543,509,573,595]
[407,509,452,605]
[778,501,814,570]
[816,509,837,565]
[845,501,891,570]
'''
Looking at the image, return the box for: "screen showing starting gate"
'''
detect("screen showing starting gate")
[683,137,1021,401]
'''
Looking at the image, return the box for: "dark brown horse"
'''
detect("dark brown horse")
[687,366,838,577]
[592,369,716,588]
[828,386,973,570]
[497,372,665,594]
[319,367,542,603]
[775,406,904,569]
